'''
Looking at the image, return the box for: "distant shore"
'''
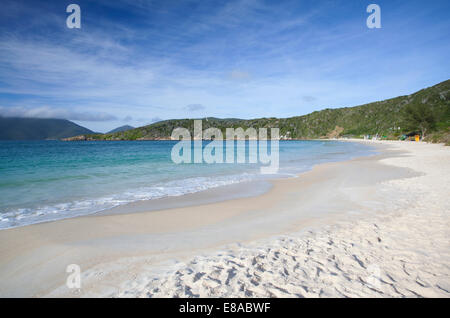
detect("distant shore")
[0,140,448,297]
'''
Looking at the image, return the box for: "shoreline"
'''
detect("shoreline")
[0,139,375,230]
[0,140,448,297]
[95,140,378,218]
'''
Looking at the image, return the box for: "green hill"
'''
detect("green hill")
[66,79,450,144]
[106,125,135,134]
[0,117,94,140]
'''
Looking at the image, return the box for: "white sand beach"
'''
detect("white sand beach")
[0,140,449,297]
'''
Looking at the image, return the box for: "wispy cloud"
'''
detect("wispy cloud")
[228,70,251,81]
[185,104,206,111]
[302,96,317,103]
[0,106,117,121]
[0,0,449,132]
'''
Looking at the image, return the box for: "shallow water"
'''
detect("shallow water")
[0,140,375,229]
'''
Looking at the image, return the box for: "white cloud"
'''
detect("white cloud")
[229,70,251,81]
[302,96,317,102]
[0,106,117,122]
[185,104,206,111]
[0,0,447,131]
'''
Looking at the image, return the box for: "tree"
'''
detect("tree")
[402,103,436,139]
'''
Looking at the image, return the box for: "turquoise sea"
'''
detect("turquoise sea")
[0,140,375,229]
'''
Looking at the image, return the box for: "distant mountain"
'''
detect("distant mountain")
[64,79,450,144]
[0,117,94,140]
[106,125,134,134]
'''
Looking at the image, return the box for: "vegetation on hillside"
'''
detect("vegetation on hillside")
[106,125,135,134]
[67,79,450,144]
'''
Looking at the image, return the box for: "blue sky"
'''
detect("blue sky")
[0,0,449,132]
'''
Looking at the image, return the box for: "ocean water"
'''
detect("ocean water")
[0,140,375,229]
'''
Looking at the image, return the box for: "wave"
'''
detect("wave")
[0,173,258,230]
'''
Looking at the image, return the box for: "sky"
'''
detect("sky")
[0,0,449,132]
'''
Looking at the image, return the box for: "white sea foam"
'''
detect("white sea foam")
[0,173,259,230]
[0,140,375,230]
